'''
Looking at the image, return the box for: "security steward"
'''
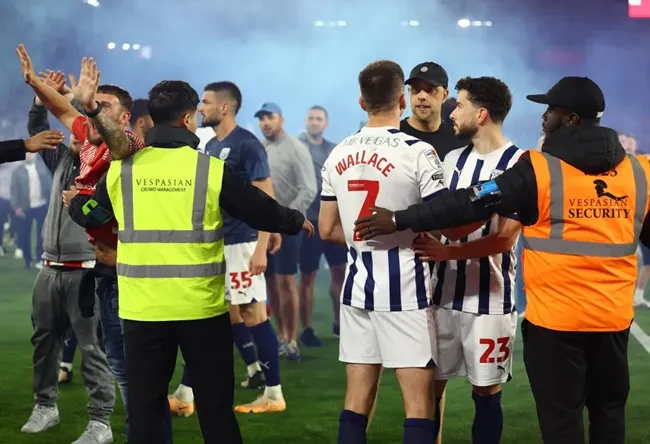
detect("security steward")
[68,80,313,444]
[353,76,650,444]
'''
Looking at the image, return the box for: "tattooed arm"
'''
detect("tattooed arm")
[75,56,130,159]
[88,108,130,159]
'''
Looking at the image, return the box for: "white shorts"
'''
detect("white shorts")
[225,242,267,305]
[433,307,517,386]
[339,304,437,369]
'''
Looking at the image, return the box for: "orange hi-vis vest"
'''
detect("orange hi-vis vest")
[522,151,650,332]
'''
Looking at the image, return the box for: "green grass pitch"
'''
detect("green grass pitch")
[1,256,649,443]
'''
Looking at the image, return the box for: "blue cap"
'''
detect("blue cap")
[254,102,282,118]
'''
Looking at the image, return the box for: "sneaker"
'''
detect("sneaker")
[58,367,73,384]
[278,338,288,357]
[300,327,322,348]
[0,245,5,256]
[71,420,113,444]
[333,323,340,339]
[285,341,301,361]
[21,405,60,433]
[234,395,287,414]
[241,370,265,389]
[168,395,195,417]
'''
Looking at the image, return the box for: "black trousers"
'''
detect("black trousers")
[123,313,242,444]
[522,319,630,444]
[0,198,11,243]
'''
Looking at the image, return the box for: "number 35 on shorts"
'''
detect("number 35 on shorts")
[479,337,511,364]
[229,271,252,290]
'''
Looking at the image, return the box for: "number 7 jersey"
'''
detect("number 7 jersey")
[321,126,447,312]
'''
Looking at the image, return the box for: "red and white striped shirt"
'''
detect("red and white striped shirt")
[70,116,144,245]
[71,116,144,193]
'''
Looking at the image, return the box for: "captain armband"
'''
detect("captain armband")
[469,180,502,206]
[81,199,114,225]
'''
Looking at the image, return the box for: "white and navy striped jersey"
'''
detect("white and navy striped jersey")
[321,126,447,312]
[432,143,524,315]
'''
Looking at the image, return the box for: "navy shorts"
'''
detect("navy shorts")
[299,224,348,274]
[266,234,302,276]
[641,244,650,266]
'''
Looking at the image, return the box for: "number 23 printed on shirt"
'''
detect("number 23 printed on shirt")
[230,271,252,290]
[479,337,511,364]
[348,179,380,241]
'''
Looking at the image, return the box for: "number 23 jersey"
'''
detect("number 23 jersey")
[321,126,447,311]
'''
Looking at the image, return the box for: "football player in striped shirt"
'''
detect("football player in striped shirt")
[319,60,476,444]
[413,76,521,444]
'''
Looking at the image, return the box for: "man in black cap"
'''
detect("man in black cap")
[400,62,465,160]
[394,62,465,442]
[354,76,650,444]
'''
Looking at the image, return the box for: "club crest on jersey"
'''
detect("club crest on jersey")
[425,149,444,180]
[219,148,231,160]
[424,149,443,170]
[489,169,505,180]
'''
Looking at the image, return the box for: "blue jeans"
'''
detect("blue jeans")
[515,237,527,314]
[96,274,173,444]
[61,327,77,364]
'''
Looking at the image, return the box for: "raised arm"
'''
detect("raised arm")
[17,45,81,132]
[75,58,130,159]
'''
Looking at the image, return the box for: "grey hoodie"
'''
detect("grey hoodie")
[28,101,95,262]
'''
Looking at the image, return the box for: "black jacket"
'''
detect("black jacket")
[68,124,306,235]
[395,125,650,247]
[0,139,26,164]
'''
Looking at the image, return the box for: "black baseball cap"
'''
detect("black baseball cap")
[526,77,605,119]
[405,62,449,89]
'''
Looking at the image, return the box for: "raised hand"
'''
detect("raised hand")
[24,130,65,153]
[38,70,66,94]
[16,44,37,85]
[76,57,101,110]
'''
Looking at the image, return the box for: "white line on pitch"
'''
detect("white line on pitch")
[631,321,650,355]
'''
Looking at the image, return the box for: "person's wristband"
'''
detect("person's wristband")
[85,101,102,118]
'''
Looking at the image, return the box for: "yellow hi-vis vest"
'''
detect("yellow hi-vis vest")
[106,146,226,321]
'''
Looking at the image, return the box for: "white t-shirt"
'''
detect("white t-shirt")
[321,126,447,312]
[432,143,524,315]
[25,162,46,208]
[195,127,216,154]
